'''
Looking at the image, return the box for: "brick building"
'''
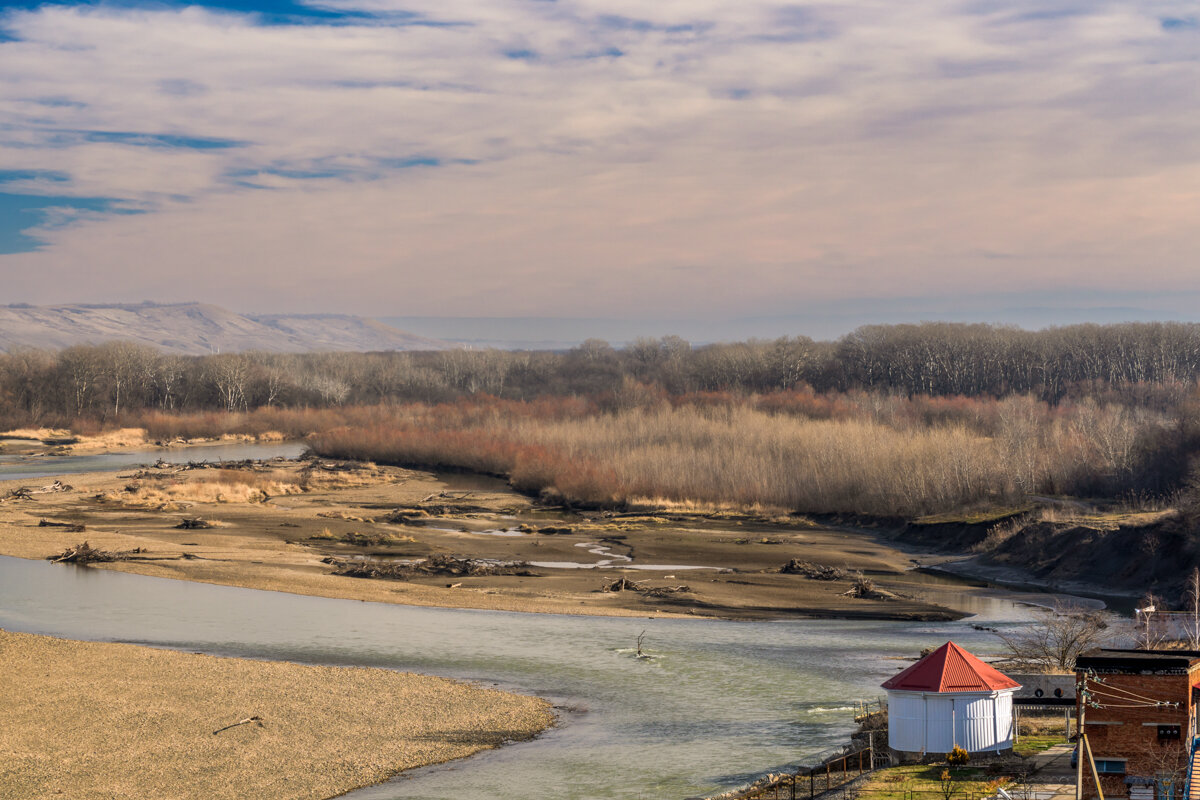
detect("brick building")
[1074,649,1199,800]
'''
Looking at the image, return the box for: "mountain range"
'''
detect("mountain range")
[0,303,446,354]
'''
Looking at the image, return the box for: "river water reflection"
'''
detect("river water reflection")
[0,554,1043,800]
[0,441,307,483]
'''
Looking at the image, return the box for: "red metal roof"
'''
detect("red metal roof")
[881,641,1020,692]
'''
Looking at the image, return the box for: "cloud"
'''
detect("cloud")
[0,0,1196,321]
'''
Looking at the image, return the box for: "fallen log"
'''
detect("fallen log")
[781,559,845,580]
[175,517,212,529]
[38,519,86,532]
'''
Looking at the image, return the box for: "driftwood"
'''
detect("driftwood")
[212,716,263,735]
[38,519,86,532]
[840,572,898,600]
[781,559,845,580]
[3,487,34,501]
[602,577,644,592]
[421,491,474,503]
[382,509,424,524]
[175,517,212,529]
[49,541,134,564]
[601,577,690,596]
[330,554,537,580]
[642,584,692,597]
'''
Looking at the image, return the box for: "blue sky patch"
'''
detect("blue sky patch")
[77,130,247,149]
[224,155,461,187]
[594,15,710,35]
[0,169,71,185]
[1161,16,1198,30]
[0,192,140,255]
[0,0,375,25]
[576,46,624,59]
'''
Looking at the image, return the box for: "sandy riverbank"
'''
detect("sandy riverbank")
[0,451,976,620]
[0,628,552,800]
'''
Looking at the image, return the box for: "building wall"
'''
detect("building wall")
[887,690,1014,755]
[1077,670,1193,799]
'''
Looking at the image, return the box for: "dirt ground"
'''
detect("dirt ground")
[0,453,975,620]
[0,629,551,800]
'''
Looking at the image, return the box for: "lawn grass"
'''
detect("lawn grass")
[1013,734,1065,757]
[858,763,1009,800]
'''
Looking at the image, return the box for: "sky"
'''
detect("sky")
[0,0,1198,342]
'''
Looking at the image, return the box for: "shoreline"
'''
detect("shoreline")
[0,456,972,623]
[0,628,552,800]
[0,437,1108,621]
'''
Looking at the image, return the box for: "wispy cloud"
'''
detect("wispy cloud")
[0,0,1196,322]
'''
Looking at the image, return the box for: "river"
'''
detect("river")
[0,444,1050,800]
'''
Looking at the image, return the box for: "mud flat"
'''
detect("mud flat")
[0,453,985,620]
[0,628,551,800]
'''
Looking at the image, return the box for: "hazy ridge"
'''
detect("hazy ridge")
[0,303,446,354]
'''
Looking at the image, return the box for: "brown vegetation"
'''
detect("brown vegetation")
[328,554,537,580]
[305,394,1164,516]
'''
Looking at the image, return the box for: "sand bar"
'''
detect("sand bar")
[0,628,552,800]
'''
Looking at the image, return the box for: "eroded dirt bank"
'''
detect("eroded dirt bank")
[820,506,1187,603]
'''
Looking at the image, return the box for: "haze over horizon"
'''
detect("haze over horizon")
[1,0,1197,338]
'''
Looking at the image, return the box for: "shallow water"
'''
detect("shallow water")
[0,555,1040,800]
[0,441,307,483]
[0,448,1077,798]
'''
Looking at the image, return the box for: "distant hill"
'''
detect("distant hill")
[0,303,447,354]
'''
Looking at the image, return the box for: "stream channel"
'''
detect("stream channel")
[0,445,1071,800]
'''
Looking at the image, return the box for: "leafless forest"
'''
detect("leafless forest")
[5,322,1200,516]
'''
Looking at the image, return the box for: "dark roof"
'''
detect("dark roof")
[882,642,1020,692]
[1075,649,1200,674]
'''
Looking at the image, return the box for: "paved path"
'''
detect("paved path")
[1021,744,1076,800]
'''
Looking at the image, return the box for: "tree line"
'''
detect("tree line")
[4,321,1200,424]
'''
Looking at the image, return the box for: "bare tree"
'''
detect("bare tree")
[1185,568,1200,650]
[997,602,1116,673]
[206,354,250,412]
[1133,593,1168,650]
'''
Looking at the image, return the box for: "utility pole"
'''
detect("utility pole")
[1077,687,1086,800]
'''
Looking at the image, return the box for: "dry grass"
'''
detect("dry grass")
[0,629,551,800]
[100,474,305,509]
[1034,506,1175,529]
[308,398,1154,516]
